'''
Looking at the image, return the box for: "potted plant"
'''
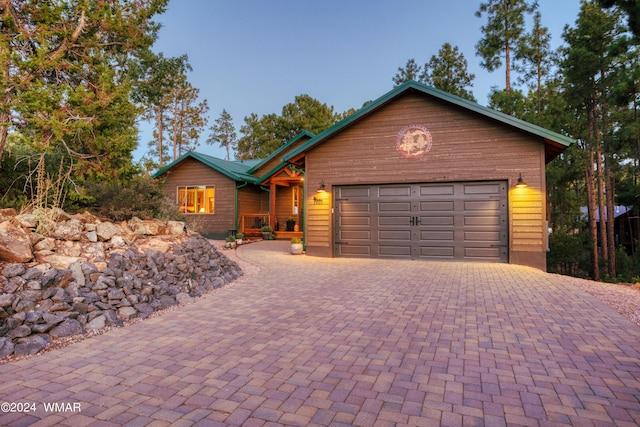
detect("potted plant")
[225,235,236,249]
[290,237,303,255]
[261,225,273,240]
[235,232,244,245]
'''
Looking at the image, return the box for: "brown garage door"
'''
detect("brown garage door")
[334,181,508,262]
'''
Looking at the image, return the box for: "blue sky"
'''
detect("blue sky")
[136,0,582,161]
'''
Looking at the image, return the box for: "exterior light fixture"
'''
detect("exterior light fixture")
[515,173,528,188]
[317,181,327,193]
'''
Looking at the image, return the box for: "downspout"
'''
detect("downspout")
[287,163,306,248]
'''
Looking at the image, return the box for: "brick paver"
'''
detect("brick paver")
[1,241,639,426]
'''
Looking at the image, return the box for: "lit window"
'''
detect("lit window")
[177,186,215,214]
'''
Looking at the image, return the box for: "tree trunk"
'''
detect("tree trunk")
[0,115,8,160]
[606,172,616,277]
[503,0,511,92]
[156,108,164,167]
[596,147,608,275]
[586,149,599,280]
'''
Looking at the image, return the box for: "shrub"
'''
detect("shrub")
[86,175,184,222]
[547,227,591,278]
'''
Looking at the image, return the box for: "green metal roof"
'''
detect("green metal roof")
[153,151,259,183]
[283,80,575,162]
[247,130,315,174]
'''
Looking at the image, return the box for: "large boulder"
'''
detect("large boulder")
[0,222,33,263]
[96,221,122,241]
[51,219,84,241]
[128,217,166,235]
[49,319,83,339]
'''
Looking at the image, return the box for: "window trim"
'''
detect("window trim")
[177,185,215,214]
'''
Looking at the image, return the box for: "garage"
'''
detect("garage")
[334,181,508,261]
[282,81,573,270]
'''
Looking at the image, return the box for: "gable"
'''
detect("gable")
[284,81,574,164]
[154,151,257,182]
[248,131,315,180]
[305,91,546,185]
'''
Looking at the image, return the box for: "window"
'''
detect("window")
[292,186,299,214]
[177,186,215,214]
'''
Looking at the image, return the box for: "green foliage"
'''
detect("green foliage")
[393,45,476,101]
[475,0,537,89]
[597,0,640,38]
[208,109,237,161]
[547,227,592,278]
[0,137,31,210]
[393,59,423,87]
[421,44,476,101]
[85,175,184,222]
[613,245,639,283]
[237,95,339,160]
[0,0,169,208]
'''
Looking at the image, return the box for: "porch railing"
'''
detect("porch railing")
[240,214,270,236]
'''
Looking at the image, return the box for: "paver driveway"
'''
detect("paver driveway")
[1,241,639,426]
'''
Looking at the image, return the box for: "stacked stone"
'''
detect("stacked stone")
[0,208,242,360]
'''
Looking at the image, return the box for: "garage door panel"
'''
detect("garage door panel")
[338,187,371,198]
[420,201,454,211]
[464,216,500,226]
[464,200,501,211]
[464,231,501,241]
[379,202,411,212]
[421,231,455,241]
[337,245,371,256]
[419,184,455,196]
[378,245,412,257]
[340,230,371,240]
[464,183,502,194]
[420,246,455,258]
[340,202,371,213]
[340,216,371,226]
[379,216,411,226]
[420,216,454,226]
[379,230,412,240]
[378,186,412,197]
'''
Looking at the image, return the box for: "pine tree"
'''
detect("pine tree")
[392,59,423,87]
[420,43,476,101]
[208,109,237,161]
[562,1,627,279]
[475,0,536,91]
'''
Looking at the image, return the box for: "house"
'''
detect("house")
[580,205,639,255]
[155,81,574,270]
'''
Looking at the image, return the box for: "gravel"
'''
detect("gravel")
[560,275,640,326]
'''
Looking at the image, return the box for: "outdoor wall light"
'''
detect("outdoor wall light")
[317,180,327,193]
[515,173,528,188]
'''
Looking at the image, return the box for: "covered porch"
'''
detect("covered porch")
[239,165,304,240]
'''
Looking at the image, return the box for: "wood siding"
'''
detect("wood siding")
[238,184,268,228]
[161,158,237,238]
[304,92,547,268]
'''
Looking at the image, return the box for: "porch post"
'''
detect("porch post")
[270,182,277,230]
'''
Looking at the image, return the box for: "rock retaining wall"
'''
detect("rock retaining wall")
[0,209,242,360]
